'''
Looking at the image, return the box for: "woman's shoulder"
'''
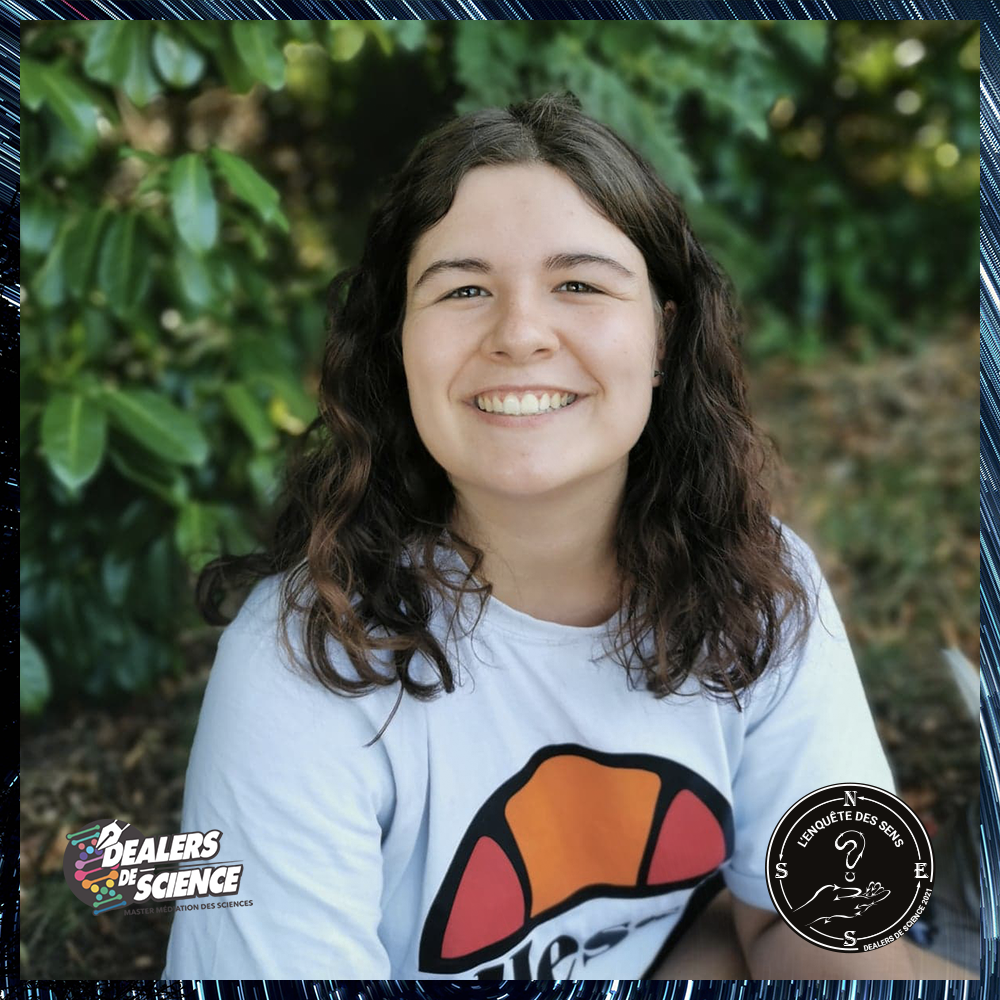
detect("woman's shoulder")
[222,566,330,654]
[202,571,407,750]
[214,565,430,710]
[211,568,365,693]
[738,516,855,712]
[771,516,824,592]
[225,571,288,639]
[185,573,400,853]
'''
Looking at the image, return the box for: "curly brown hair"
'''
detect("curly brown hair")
[197,92,812,742]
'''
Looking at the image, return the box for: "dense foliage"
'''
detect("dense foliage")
[20,19,979,711]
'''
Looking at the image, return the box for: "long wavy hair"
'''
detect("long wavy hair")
[197,92,813,742]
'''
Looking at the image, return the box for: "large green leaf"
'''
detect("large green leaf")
[33,220,72,309]
[44,108,96,170]
[125,535,181,623]
[102,387,210,466]
[217,504,258,555]
[41,394,107,491]
[152,27,206,87]
[120,21,162,108]
[216,33,257,93]
[81,306,114,357]
[102,549,133,608]
[20,401,41,440]
[83,22,132,85]
[247,451,282,506]
[22,57,98,148]
[173,243,221,311]
[64,208,110,300]
[20,190,61,256]
[175,501,224,572]
[96,213,151,318]
[231,21,286,89]
[21,113,44,184]
[170,153,218,253]
[328,22,367,63]
[175,502,255,572]
[210,147,289,231]
[20,56,46,111]
[222,382,278,450]
[21,633,52,716]
[84,21,160,107]
[108,440,190,507]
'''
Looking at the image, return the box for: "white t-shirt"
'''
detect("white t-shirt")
[161,526,894,979]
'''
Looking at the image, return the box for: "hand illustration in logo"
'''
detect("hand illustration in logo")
[793,880,892,926]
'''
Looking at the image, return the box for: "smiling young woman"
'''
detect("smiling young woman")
[162,94,907,981]
[401,161,672,629]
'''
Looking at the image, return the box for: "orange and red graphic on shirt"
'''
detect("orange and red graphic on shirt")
[419,745,733,974]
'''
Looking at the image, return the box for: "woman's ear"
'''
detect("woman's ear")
[654,301,676,381]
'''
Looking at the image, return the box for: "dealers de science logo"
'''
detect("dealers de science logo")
[64,817,250,915]
[766,783,934,952]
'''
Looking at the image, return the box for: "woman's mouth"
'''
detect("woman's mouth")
[473,391,579,417]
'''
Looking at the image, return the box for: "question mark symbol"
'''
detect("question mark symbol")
[834,829,866,883]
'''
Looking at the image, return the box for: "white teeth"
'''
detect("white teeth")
[475,392,578,415]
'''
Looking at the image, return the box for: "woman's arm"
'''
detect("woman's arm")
[649,891,914,979]
[652,891,976,979]
[732,896,916,979]
[162,590,395,978]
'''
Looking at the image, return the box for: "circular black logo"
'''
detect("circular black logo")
[766,783,934,952]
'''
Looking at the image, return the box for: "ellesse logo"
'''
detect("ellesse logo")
[419,744,734,974]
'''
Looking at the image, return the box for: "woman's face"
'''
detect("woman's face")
[401,163,668,508]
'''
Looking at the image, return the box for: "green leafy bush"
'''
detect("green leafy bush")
[21,21,328,711]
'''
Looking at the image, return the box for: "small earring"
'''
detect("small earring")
[653,369,664,378]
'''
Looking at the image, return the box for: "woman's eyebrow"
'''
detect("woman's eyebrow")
[412,251,636,291]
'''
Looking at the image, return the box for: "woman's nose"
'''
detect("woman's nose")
[482,296,560,362]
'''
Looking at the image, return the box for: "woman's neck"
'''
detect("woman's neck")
[449,484,625,628]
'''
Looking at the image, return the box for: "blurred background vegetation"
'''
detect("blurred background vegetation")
[20,18,978,978]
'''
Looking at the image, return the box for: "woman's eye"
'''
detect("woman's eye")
[444,281,598,299]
